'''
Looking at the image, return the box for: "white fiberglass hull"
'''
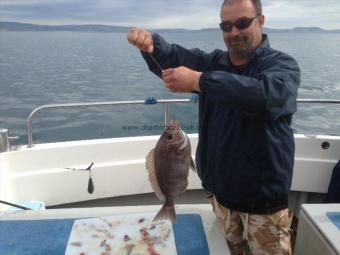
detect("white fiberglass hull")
[0,134,339,211]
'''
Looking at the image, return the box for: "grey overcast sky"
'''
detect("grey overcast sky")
[0,0,340,29]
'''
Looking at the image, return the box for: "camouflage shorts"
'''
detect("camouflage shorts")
[208,195,293,255]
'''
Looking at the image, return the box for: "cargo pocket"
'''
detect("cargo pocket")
[269,208,293,229]
[277,209,293,229]
[248,209,293,255]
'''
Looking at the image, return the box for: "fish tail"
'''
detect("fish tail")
[153,202,176,223]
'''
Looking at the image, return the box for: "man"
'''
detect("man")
[127,0,300,254]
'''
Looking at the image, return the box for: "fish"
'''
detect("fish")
[146,120,196,223]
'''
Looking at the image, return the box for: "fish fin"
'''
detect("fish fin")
[180,180,189,194]
[190,156,196,172]
[146,149,165,201]
[153,203,176,223]
[184,132,196,172]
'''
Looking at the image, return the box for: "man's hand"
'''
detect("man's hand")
[127,28,154,54]
[162,67,202,93]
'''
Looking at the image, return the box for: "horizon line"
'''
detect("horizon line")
[1,21,340,31]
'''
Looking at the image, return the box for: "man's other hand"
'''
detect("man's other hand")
[162,67,202,93]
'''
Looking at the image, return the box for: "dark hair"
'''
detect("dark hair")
[222,0,262,15]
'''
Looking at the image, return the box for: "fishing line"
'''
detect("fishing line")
[148,54,179,128]
[165,103,170,126]
[65,121,109,194]
[148,53,163,73]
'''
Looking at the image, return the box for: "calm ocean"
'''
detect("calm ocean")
[0,31,340,145]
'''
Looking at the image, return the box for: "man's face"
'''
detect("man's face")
[220,0,264,58]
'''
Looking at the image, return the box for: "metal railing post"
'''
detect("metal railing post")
[0,129,10,153]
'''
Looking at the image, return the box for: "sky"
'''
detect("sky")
[0,0,340,30]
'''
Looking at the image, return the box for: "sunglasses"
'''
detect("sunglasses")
[219,14,261,32]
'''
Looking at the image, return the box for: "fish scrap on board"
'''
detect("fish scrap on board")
[146,120,196,223]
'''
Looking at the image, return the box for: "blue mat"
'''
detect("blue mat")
[0,214,209,255]
[326,212,340,230]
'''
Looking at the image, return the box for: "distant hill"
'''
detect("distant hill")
[1,21,339,33]
[264,26,340,33]
[0,22,132,33]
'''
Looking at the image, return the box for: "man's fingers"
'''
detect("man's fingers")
[162,68,174,77]
[163,76,172,84]
[162,69,177,89]
[147,45,154,54]
[127,28,154,53]
[136,32,147,50]
[142,36,153,53]
[127,28,139,45]
[163,66,199,93]
[140,34,153,53]
[166,83,176,92]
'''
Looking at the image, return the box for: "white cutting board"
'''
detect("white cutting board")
[65,213,177,255]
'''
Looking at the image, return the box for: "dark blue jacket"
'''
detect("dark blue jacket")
[142,33,300,213]
[325,160,340,203]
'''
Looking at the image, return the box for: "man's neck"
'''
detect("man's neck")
[229,55,248,66]
[229,36,264,67]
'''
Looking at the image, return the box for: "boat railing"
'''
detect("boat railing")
[26,97,200,148]
[1,97,340,151]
